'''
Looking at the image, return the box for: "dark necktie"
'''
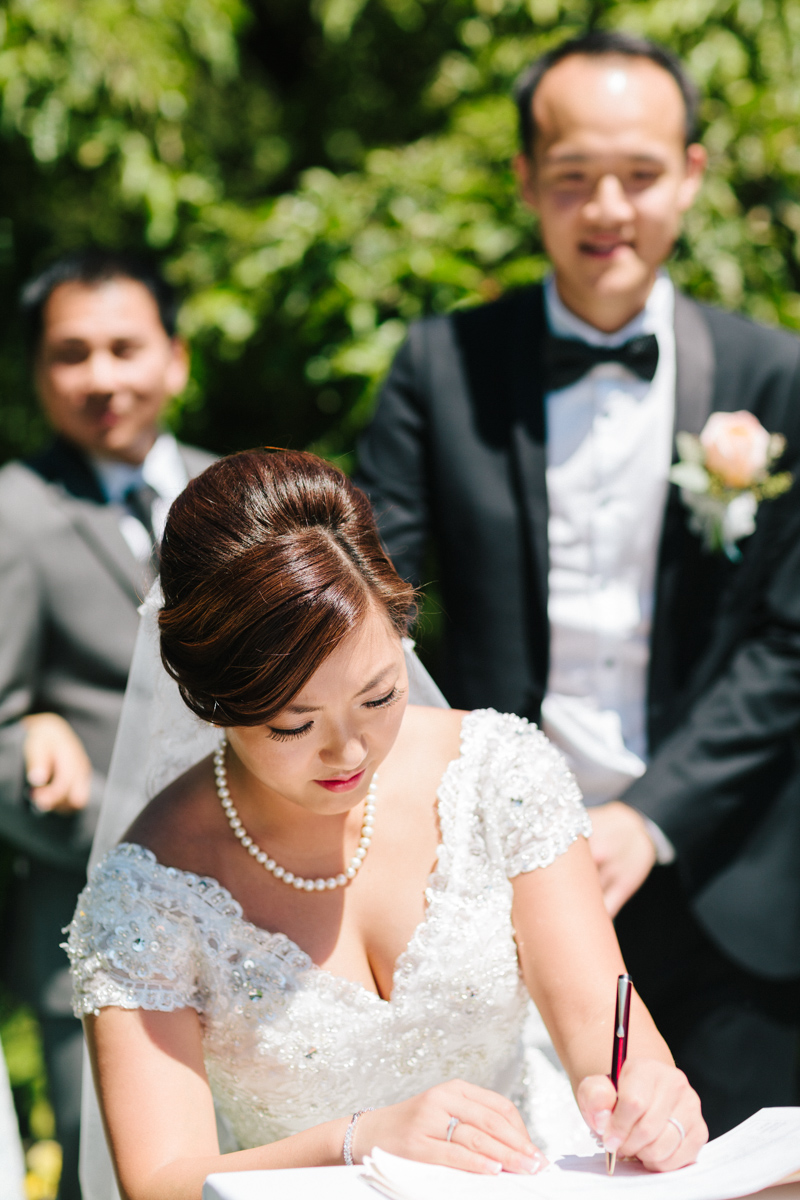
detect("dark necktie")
[123,482,161,568]
[543,331,659,393]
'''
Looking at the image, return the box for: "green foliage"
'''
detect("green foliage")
[2,0,800,464]
[0,847,54,1147]
[0,994,54,1142]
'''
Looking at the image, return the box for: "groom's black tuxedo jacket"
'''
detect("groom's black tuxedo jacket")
[357,283,800,982]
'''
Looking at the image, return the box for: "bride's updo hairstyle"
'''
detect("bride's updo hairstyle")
[158,448,415,726]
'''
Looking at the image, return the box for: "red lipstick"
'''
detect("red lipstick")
[314,769,366,793]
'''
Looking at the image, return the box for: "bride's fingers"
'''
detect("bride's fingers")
[450,1081,533,1144]
[629,1096,707,1172]
[605,1063,705,1170]
[633,1113,696,1171]
[443,1119,547,1175]
[435,1085,547,1175]
[358,1081,546,1176]
[430,1141,504,1175]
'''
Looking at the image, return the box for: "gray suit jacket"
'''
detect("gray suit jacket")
[0,437,215,871]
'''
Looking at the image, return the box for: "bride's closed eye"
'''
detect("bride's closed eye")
[267,686,405,741]
[364,685,404,710]
[267,722,313,742]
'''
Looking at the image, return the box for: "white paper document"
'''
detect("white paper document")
[361,1109,800,1200]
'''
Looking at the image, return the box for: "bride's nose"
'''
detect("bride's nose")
[318,726,367,771]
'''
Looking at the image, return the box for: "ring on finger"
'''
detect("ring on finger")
[668,1117,686,1147]
[446,1116,460,1143]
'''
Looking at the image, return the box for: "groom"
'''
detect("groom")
[357,31,800,1135]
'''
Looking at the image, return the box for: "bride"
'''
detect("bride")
[67,448,705,1200]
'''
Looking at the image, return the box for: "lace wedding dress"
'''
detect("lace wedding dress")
[67,708,599,1176]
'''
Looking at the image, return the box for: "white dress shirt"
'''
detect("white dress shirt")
[541,274,677,860]
[91,432,189,562]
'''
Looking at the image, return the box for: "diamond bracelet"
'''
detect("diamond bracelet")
[343,1107,374,1167]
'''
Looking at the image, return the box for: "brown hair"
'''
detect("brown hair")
[158,448,416,726]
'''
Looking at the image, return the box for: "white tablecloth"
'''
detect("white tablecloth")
[204,1166,361,1199]
[203,1169,800,1200]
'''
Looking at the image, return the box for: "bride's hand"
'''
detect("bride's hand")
[351,1079,548,1175]
[578,1060,707,1171]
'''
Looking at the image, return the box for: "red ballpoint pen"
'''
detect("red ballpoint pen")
[607,972,632,1176]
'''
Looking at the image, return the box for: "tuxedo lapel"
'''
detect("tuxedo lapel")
[65,499,149,605]
[648,294,717,748]
[508,286,550,627]
[673,291,715,439]
[26,440,148,606]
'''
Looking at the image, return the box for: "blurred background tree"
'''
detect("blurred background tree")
[2,0,800,470]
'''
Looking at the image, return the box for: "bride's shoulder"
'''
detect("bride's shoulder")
[400,704,467,748]
[123,754,221,871]
[395,706,571,788]
[383,706,467,798]
[399,705,561,764]
[397,704,563,756]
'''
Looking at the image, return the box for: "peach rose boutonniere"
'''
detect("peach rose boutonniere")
[669,411,793,560]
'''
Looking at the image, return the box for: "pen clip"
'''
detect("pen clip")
[611,973,632,1089]
[608,973,633,1177]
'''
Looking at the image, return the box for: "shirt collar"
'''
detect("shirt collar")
[544,271,674,348]
[91,433,185,506]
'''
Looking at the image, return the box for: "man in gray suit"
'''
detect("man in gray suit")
[0,250,215,1199]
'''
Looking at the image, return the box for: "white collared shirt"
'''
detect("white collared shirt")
[541,274,676,858]
[92,433,188,562]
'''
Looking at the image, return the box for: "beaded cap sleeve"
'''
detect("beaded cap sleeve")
[68,846,210,1016]
[470,709,591,877]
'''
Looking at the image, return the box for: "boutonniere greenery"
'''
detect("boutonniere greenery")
[669,411,792,561]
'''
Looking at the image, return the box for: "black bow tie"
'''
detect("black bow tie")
[543,331,659,393]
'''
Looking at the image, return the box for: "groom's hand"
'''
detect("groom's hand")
[22,712,92,814]
[589,802,656,917]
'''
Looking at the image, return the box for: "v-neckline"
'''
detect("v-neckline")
[116,714,472,1005]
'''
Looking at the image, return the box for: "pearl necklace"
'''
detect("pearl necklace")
[213,737,377,892]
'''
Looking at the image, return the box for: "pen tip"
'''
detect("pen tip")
[606,1150,617,1176]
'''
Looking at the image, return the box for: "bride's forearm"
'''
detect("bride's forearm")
[86,1009,357,1200]
[510,841,674,1091]
[130,1117,352,1200]
[558,992,674,1093]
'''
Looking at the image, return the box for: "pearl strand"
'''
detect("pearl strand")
[213,737,377,892]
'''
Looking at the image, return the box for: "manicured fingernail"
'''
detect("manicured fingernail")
[594,1110,612,1134]
[485,1160,502,1174]
[519,1156,546,1174]
[604,1136,621,1153]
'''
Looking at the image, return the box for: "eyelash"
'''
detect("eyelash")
[365,685,402,710]
[267,687,404,742]
[268,724,313,743]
